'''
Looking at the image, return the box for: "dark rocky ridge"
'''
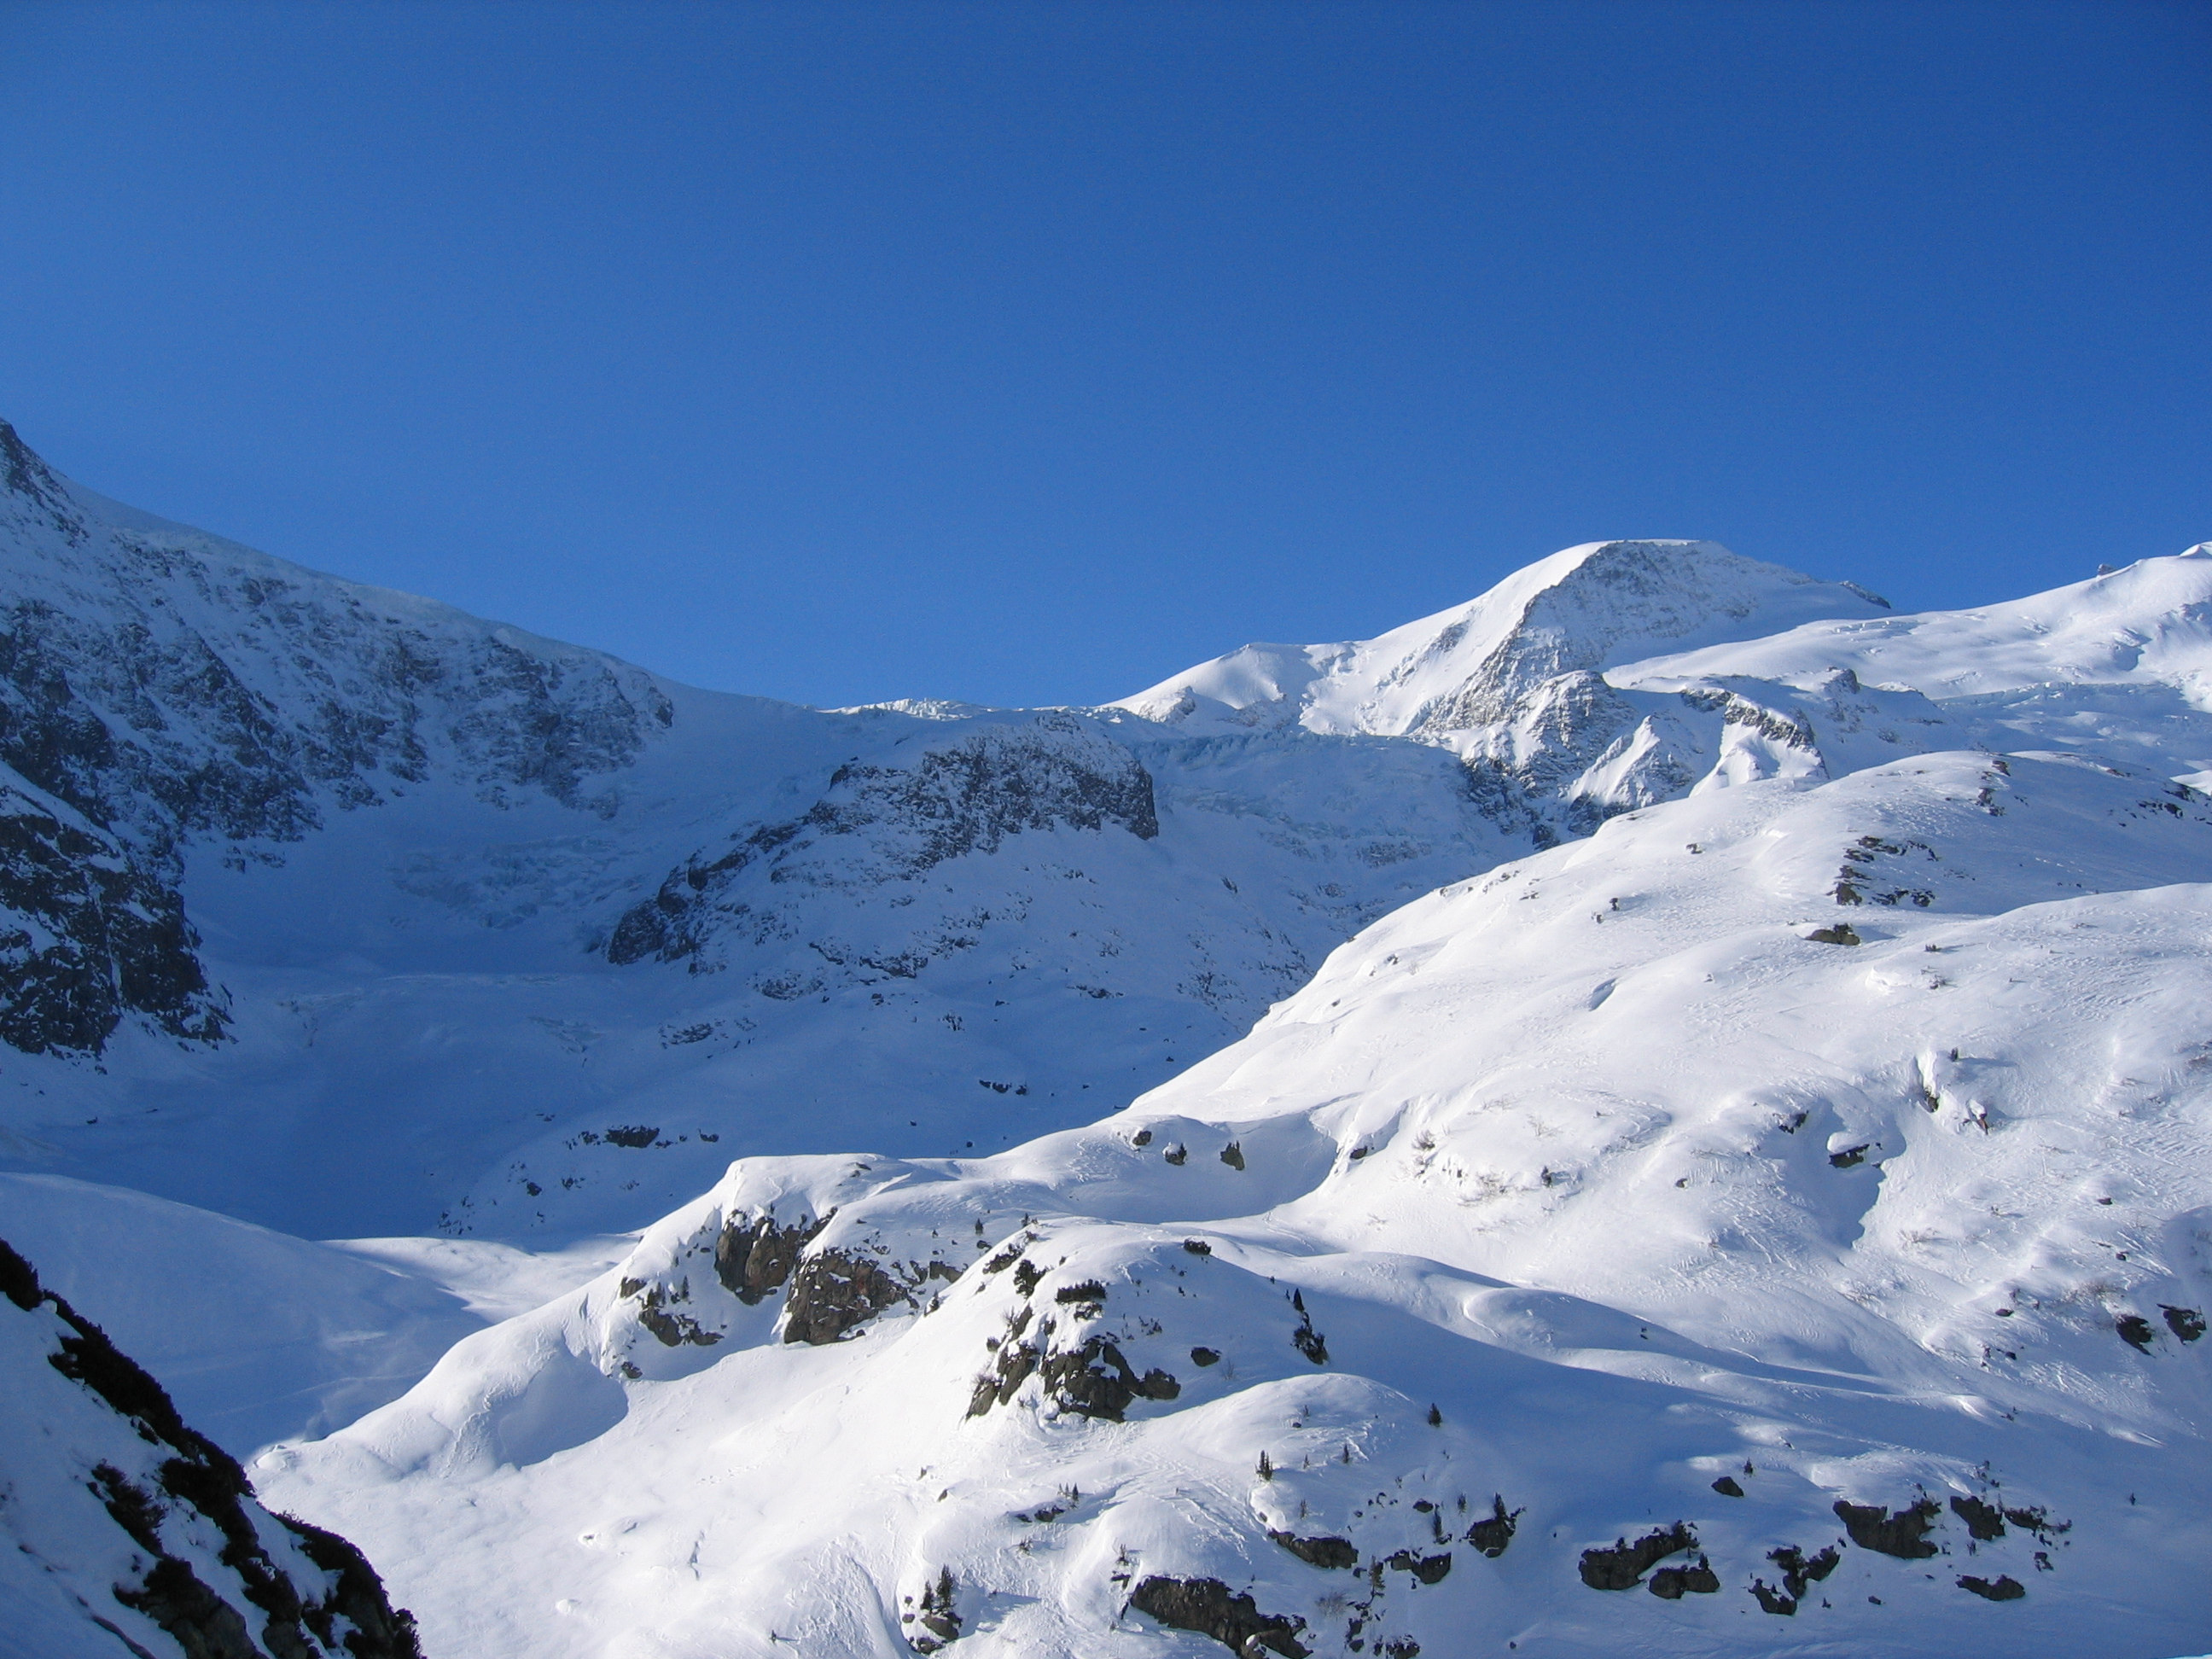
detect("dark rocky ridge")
[1,1236,422,1659]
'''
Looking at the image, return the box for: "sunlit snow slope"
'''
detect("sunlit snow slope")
[265,749,2212,1659]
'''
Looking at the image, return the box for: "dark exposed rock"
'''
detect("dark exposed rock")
[1220,1141,1245,1170]
[633,1282,723,1348]
[1828,1144,1869,1169]
[1190,1346,1220,1366]
[3,1237,422,1658]
[1949,1495,2005,1541]
[1807,923,1861,946]
[2117,1313,2157,1352]
[714,1211,830,1304]
[1163,1143,1189,1166]
[1835,1498,1941,1558]
[2163,1304,2207,1342]
[781,1247,910,1344]
[1036,1335,1179,1421]
[1749,1580,1797,1615]
[1464,1495,1522,1557]
[1767,1544,1840,1600]
[0,781,228,1054]
[1269,1531,1359,1569]
[1579,1523,1698,1590]
[1957,1574,2026,1602]
[1386,1549,1452,1585]
[608,719,1160,968]
[1127,1576,1309,1658]
[1647,1555,1719,1598]
[1711,1476,1745,1497]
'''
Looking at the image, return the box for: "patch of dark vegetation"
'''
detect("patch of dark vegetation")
[1055,1280,1108,1306]
[1220,1141,1244,1170]
[1183,1238,1211,1255]
[2161,1305,2205,1342]
[1807,923,1861,946]
[1828,1144,1869,1169]
[1950,1495,2005,1540]
[1835,1498,1941,1558]
[1128,1575,1309,1658]
[2116,1313,2157,1353]
[1291,1297,1329,1365]
[601,1125,660,1149]
[714,1210,830,1304]
[1711,1476,1745,1497]
[1190,1346,1220,1366]
[1387,1549,1452,1585]
[1579,1523,1698,1590]
[1958,1574,2025,1602]
[1269,1531,1359,1569]
[908,1566,961,1652]
[1163,1142,1189,1166]
[1647,1555,1720,1598]
[1464,1495,1522,1557]
[781,1247,908,1344]
[1012,1260,1045,1296]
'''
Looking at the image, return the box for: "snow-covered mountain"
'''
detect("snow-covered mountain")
[0,426,1951,1243]
[4,416,2210,1656]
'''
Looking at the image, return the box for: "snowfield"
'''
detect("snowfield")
[1,420,2208,1656]
[259,750,2212,1658]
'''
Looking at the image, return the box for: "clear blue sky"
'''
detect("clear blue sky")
[2,2,2205,708]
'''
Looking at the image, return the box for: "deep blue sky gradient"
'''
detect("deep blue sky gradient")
[2,1,2206,707]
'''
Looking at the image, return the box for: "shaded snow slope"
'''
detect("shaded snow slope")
[263,751,2212,1658]
[0,1174,623,1455]
[0,1236,422,1659]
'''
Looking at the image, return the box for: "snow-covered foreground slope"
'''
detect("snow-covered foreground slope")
[262,751,2212,1658]
[0,1236,422,1659]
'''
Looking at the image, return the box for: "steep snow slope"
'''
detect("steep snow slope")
[0,1236,422,1659]
[263,750,2212,1659]
[1616,546,2212,785]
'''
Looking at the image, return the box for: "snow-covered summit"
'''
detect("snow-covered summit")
[1115,538,1891,740]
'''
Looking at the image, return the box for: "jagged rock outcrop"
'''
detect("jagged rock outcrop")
[0,1237,422,1659]
[607,716,1161,970]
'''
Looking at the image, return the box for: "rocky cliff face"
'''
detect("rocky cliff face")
[0,1237,422,1659]
[0,417,673,1056]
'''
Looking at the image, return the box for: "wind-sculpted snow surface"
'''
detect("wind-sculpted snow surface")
[262,752,2212,1657]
